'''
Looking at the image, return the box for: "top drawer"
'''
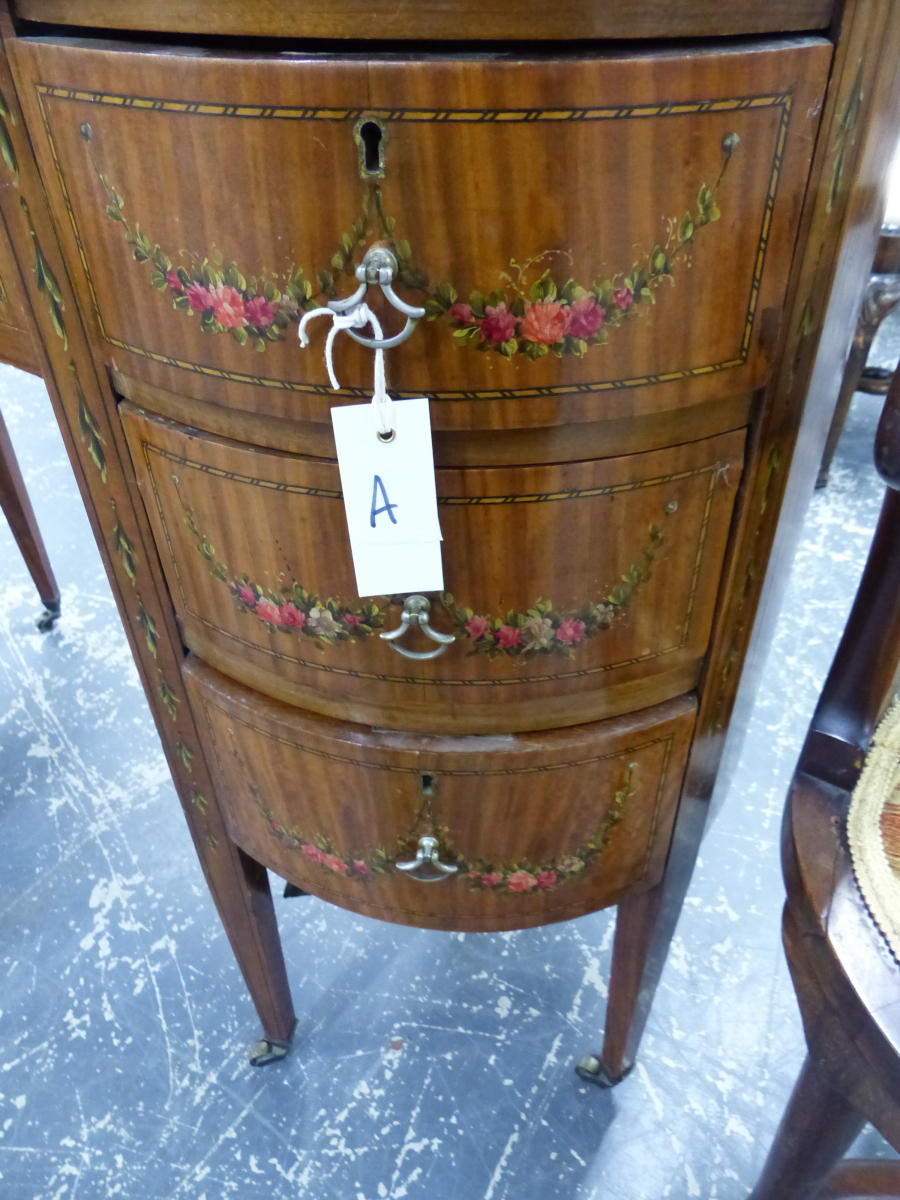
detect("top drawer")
[11,37,830,433]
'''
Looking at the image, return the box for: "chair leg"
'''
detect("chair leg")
[200,833,297,1063]
[820,1159,900,1198]
[748,1054,865,1200]
[817,272,900,489]
[576,792,707,1087]
[0,407,60,625]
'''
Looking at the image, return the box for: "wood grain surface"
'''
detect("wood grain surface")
[121,401,744,733]
[184,654,696,932]
[11,0,837,42]
[0,0,893,1062]
[0,208,38,373]
[11,37,829,432]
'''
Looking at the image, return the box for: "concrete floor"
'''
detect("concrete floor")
[0,321,898,1198]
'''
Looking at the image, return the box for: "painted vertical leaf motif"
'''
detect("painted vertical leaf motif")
[71,362,107,482]
[0,88,17,182]
[158,675,179,719]
[110,502,137,583]
[136,599,158,657]
[20,199,66,348]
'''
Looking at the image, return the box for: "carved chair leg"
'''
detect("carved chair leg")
[817,272,900,489]
[576,792,707,1087]
[0,406,59,626]
[748,1054,865,1200]
[199,833,297,1062]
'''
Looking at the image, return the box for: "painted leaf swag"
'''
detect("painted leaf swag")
[177,489,675,661]
[82,122,739,363]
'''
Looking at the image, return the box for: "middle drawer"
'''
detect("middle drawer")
[121,402,744,733]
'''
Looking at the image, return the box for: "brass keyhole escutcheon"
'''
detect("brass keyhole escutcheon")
[355,117,387,179]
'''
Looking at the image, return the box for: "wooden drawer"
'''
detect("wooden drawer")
[121,401,743,733]
[13,37,830,434]
[184,655,696,932]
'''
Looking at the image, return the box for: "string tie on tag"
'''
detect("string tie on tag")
[298,302,393,438]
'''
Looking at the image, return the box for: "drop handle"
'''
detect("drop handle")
[329,246,424,350]
[396,836,458,883]
[380,595,455,661]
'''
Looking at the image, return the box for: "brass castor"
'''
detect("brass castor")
[36,596,60,632]
[248,1038,291,1067]
[574,1054,634,1088]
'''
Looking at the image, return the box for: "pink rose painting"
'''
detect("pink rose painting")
[556,619,586,645]
[480,302,518,344]
[448,301,474,324]
[506,870,538,892]
[613,285,633,310]
[480,872,503,888]
[186,282,213,313]
[254,599,281,625]
[302,843,326,864]
[496,624,522,649]
[209,283,247,328]
[465,615,490,640]
[536,871,557,889]
[237,586,256,607]
[519,301,568,346]
[244,294,279,328]
[565,296,605,339]
[278,603,306,629]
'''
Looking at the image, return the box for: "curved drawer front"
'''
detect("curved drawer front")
[184,655,696,932]
[15,37,829,432]
[121,403,744,732]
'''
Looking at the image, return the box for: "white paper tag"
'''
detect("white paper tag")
[331,397,444,598]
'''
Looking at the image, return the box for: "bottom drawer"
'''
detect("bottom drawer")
[184,656,696,932]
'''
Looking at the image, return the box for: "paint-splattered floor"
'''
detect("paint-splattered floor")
[0,324,898,1199]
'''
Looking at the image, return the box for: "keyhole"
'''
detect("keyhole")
[420,773,436,795]
[355,117,387,178]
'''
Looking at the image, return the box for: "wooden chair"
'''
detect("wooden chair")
[749,366,900,1197]
[818,145,900,489]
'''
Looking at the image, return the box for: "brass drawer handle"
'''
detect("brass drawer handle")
[330,246,424,350]
[380,595,455,660]
[396,836,458,883]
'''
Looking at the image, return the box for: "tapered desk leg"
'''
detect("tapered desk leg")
[576,792,707,1087]
[201,833,297,1065]
[0,407,59,628]
[748,1055,865,1200]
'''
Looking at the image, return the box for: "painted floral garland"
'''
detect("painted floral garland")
[259,765,636,894]
[425,133,738,361]
[179,494,385,646]
[82,122,738,363]
[177,489,674,660]
[441,507,672,659]
[463,763,636,892]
